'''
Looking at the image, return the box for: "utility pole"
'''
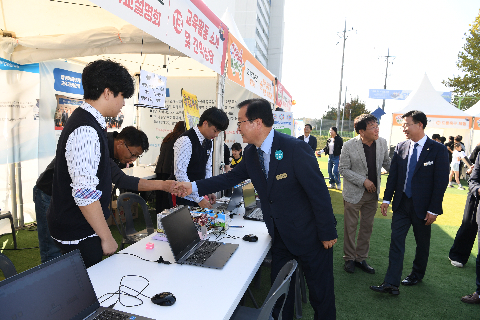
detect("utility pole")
[381,48,394,111]
[341,86,347,133]
[336,21,354,129]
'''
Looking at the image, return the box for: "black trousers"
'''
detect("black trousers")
[55,236,103,268]
[384,194,431,287]
[271,226,336,320]
[449,194,478,265]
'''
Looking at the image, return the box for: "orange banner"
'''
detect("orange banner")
[227,34,275,102]
[392,114,472,129]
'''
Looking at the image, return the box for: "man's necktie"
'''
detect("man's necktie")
[257,148,267,179]
[405,143,419,198]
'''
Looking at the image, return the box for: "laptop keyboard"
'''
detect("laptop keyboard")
[93,310,130,320]
[245,208,263,221]
[185,240,221,264]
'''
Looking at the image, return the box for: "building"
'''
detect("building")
[203,0,285,81]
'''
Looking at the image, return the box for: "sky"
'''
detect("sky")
[281,0,480,120]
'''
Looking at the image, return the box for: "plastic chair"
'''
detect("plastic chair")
[0,253,17,279]
[231,260,298,320]
[0,211,17,249]
[115,193,154,250]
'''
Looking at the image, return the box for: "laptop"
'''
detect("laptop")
[161,206,239,269]
[212,185,243,212]
[0,250,153,320]
[242,182,264,222]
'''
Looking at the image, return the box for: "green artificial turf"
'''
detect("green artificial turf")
[1,156,478,319]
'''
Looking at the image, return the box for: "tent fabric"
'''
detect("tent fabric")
[465,100,480,116]
[395,74,468,117]
[221,8,250,53]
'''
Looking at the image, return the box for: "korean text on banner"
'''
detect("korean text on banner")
[273,111,294,136]
[392,113,471,129]
[90,0,168,40]
[276,81,292,112]
[182,89,200,130]
[227,34,275,102]
[168,0,229,75]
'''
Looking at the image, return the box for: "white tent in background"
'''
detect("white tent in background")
[465,100,480,116]
[386,74,471,151]
[465,101,480,150]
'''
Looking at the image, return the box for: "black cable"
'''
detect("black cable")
[116,252,171,264]
[98,275,152,308]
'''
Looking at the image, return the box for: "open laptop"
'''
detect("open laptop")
[161,206,239,269]
[212,185,243,213]
[242,182,263,222]
[0,250,153,320]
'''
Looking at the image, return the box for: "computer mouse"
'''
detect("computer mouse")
[151,292,176,306]
[243,234,258,242]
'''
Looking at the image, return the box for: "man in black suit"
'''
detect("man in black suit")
[370,110,449,295]
[179,99,338,319]
[298,123,317,152]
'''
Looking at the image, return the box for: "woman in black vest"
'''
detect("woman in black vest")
[323,127,343,189]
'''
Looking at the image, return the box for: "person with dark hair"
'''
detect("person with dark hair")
[46,60,182,267]
[111,126,149,169]
[298,124,317,152]
[370,110,449,295]
[431,134,441,143]
[230,142,243,169]
[323,126,343,189]
[180,98,338,320]
[173,107,229,208]
[440,136,446,144]
[339,114,391,274]
[155,121,186,213]
[446,135,455,164]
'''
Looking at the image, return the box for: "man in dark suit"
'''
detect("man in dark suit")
[370,110,449,295]
[179,99,338,319]
[298,123,317,152]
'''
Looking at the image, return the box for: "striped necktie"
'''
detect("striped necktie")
[257,148,267,179]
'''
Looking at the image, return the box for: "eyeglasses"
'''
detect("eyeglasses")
[366,126,379,131]
[401,122,415,129]
[125,144,142,159]
[237,120,252,128]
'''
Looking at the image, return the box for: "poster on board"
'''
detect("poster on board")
[137,70,167,109]
[273,111,294,136]
[182,89,200,130]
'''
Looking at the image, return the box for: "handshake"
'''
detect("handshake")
[161,181,217,209]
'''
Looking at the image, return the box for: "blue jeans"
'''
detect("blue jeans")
[328,155,340,186]
[33,186,62,263]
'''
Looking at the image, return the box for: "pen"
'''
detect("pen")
[230,226,244,228]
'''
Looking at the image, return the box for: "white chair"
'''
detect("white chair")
[230,260,298,320]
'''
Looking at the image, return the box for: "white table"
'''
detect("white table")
[88,212,271,320]
[122,166,156,180]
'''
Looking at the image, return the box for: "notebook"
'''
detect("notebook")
[212,185,243,212]
[242,182,263,222]
[0,250,154,320]
[161,206,239,269]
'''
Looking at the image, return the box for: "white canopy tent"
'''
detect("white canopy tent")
[380,74,471,152]
[465,101,480,150]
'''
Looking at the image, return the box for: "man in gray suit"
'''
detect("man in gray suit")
[339,114,391,274]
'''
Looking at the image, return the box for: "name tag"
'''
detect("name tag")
[276,173,287,180]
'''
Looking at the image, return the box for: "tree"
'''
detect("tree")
[322,96,368,120]
[442,9,480,110]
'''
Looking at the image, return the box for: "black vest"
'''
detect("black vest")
[173,127,212,181]
[47,107,111,241]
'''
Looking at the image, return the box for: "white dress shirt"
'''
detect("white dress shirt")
[174,126,213,203]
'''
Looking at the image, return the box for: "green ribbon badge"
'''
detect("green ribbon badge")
[275,150,283,160]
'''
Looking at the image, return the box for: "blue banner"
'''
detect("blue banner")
[53,68,84,95]
[0,57,39,73]
[369,89,451,102]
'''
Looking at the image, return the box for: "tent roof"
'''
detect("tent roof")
[465,100,480,116]
[221,8,250,52]
[396,74,468,117]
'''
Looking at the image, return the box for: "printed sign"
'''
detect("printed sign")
[392,113,471,129]
[53,68,84,96]
[370,89,451,102]
[276,81,292,112]
[138,70,167,109]
[182,89,200,130]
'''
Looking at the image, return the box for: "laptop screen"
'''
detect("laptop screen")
[161,206,200,261]
[0,250,99,320]
[242,182,257,209]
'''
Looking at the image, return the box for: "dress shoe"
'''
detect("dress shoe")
[401,274,422,286]
[355,260,375,274]
[369,282,399,295]
[344,260,355,273]
[461,292,480,304]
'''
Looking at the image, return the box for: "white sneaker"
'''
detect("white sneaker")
[337,184,342,190]
[329,184,335,188]
[449,257,464,268]
[458,186,465,190]
[448,184,454,188]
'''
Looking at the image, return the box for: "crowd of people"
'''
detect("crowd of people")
[31,58,480,320]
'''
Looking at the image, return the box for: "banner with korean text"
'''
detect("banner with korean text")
[91,0,228,75]
[392,113,471,129]
[276,81,292,112]
[227,34,275,102]
[182,89,200,130]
